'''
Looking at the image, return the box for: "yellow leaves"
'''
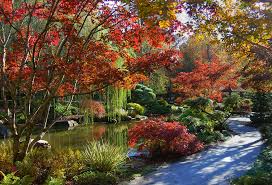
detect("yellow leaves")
[134,0,178,28]
[159,20,171,28]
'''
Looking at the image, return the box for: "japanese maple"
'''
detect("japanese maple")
[172,59,239,102]
[0,0,181,161]
[128,119,204,158]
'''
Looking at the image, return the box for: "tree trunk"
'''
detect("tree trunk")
[12,135,25,162]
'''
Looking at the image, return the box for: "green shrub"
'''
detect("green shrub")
[130,84,171,115]
[127,103,145,115]
[223,93,242,112]
[54,102,78,116]
[179,97,228,144]
[145,100,171,115]
[0,172,33,185]
[184,97,213,113]
[250,93,272,125]
[232,172,272,185]
[53,148,85,179]
[197,130,225,144]
[73,171,117,185]
[16,148,85,183]
[82,141,126,172]
[45,177,64,185]
[238,98,253,112]
[131,84,156,105]
[16,149,56,184]
[0,141,13,174]
[232,146,272,185]
[170,105,185,113]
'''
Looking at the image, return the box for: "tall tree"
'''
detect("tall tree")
[0,0,180,161]
[185,0,272,91]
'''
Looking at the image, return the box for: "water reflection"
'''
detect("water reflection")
[43,122,133,150]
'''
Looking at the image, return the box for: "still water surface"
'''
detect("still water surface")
[42,122,134,150]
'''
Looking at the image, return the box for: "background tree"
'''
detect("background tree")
[172,59,239,102]
[185,0,272,91]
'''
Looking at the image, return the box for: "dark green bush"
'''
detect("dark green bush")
[179,97,228,144]
[232,146,272,185]
[197,130,225,143]
[130,84,171,115]
[250,93,272,125]
[145,100,171,115]
[223,93,242,112]
[223,93,253,113]
[73,171,117,185]
[232,172,272,185]
[16,149,56,184]
[131,84,156,105]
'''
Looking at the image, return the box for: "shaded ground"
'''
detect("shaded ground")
[122,117,264,185]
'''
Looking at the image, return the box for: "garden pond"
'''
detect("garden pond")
[0,122,136,151]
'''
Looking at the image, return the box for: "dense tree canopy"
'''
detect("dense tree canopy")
[0,0,181,161]
[185,0,272,91]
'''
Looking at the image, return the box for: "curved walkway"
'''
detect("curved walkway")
[124,117,264,185]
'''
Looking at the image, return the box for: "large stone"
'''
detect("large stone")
[30,139,51,149]
[135,115,148,121]
[52,120,79,130]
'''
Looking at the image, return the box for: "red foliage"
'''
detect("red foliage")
[128,119,204,157]
[0,1,182,97]
[81,100,106,118]
[172,59,239,102]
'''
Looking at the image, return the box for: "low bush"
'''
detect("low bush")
[179,97,229,144]
[250,92,272,125]
[16,148,85,184]
[82,141,126,172]
[170,105,185,114]
[0,141,14,174]
[73,171,117,185]
[0,172,33,185]
[223,94,253,113]
[130,84,171,115]
[145,100,171,115]
[130,84,156,105]
[232,172,272,185]
[127,103,145,116]
[223,93,242,112]
[197,130,225,143]
[128,119,204,158]
[53,148,85,179]
[45,177,64,185]
[16,149,57,184]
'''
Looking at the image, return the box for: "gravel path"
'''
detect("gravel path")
[123,117,264,185]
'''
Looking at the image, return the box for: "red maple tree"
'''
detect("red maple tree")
[0,0,181,161]
[172,59,239,102]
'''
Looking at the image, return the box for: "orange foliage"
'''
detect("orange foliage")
[0,1,181,98]
[172,59,239,102]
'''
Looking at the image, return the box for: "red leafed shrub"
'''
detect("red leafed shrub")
[128,119,204,158]
[81,99,106,118]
